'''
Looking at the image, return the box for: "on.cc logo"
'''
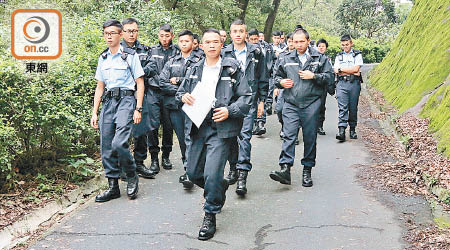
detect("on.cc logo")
[11,9,62,60]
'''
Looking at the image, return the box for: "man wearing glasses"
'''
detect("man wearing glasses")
[91,19,145,202]
[120,18,155,180]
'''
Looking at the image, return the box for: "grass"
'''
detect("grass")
[369,0,450,157]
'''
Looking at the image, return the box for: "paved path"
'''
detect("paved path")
[30,65,404,250]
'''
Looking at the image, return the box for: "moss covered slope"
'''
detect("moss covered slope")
[369,0,450,156]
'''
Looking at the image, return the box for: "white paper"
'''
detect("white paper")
[182,82,216,128]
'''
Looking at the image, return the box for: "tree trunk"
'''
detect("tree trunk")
[237,0,250,21]
[263,0,282,42]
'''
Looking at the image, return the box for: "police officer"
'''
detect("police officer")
[160,29,202,189]
[91,19,144,202]
[334,34,363,142]
[222,20,268,196]
[143,24,180,174]
[119,18,155,179]
[316,38,331,135]
[273,32,295,138]
[269,29,333,187]
[177,28,251,240]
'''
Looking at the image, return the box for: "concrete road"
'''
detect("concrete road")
[30,66,404,250]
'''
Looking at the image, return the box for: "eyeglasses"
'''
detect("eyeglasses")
[124,30,139,34]
[103,32,120,37]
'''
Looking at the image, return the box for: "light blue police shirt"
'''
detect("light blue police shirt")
[233,45,247,70]
[95,46,144,91]
[333,50,364,69]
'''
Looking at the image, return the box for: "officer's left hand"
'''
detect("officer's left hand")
[133,110,142,124]
[213,107,229,122]
[298,70,315,80]
[257,101,264,118]
[170,77,178,85]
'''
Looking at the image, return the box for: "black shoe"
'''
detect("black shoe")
[269,164,291,185]
[136,161,156,179]
[235,170,248,196]
[162,157,173,170]
[295,138,300,145]
[252,123,260,135]
[255,121,266,135]
[198,213,216,241]
[224,169,238,185]
[336,127,346,142]
[126,174,139,199]
[95,178,120,202]
[179,172,194,189]
[266,105,273,115]
[302,167,313,187]
[318,127,326,135]
[149,158,160,174]
[349,128,358,139]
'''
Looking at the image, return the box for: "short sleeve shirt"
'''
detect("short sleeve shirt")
[333,50,363,69]
[95,46,144,90]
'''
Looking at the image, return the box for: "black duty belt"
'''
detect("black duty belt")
[338,75,356,82]
[102,88,135,100]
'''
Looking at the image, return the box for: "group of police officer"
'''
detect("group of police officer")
[90,18,363,240]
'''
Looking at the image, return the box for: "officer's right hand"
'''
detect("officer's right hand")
[170,77,178,85]
[90,114,98,129]
[182,93,195,105]
[280,79,294,89]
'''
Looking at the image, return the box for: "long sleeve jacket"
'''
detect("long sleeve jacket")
[176,57,252,138]
[159,52,202,109]
[221,42,269,105]
[274,48,333,108]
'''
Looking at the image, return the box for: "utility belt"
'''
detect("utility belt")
[338,75,361,82]
[144,84,160,93]
[102,88,134,101]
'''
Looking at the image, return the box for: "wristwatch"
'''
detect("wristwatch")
[338,68,342,73]
[136,107,143,113]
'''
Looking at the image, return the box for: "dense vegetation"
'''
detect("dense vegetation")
[369,0,450,156]
[0,0,407,191]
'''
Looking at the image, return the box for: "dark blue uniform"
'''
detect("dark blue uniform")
[176,57,251,213]
[222,43,268,173]
[160,52,202,164]
[274,48,333,168]
[139,42,180,167]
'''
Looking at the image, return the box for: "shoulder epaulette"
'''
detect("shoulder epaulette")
[100,47,109,59]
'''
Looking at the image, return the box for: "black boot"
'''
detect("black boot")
[252,122,261,135]
[136,161,155,179]
[198,213,216,241]
[235,170,248,196]
[302,166,313,187]
[126,174,139,199]
[269,164,291,185]
[179,172,194,189]
[149,154,160,174]
[255,121,266,135]
[266,104,273,115]
[161,153,172,170]
[336,126,346,142]
[317,127,326,135]
[95,178,120,202]
[224,165,238,185]
[349,127,358,139]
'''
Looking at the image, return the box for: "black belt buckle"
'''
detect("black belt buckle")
[111,88,120,99]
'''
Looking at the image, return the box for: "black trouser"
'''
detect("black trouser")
[318,90,327,128]
[134,88,173,162]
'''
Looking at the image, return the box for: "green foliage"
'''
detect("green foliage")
[369,0,450,156]
[336,0,398,40]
